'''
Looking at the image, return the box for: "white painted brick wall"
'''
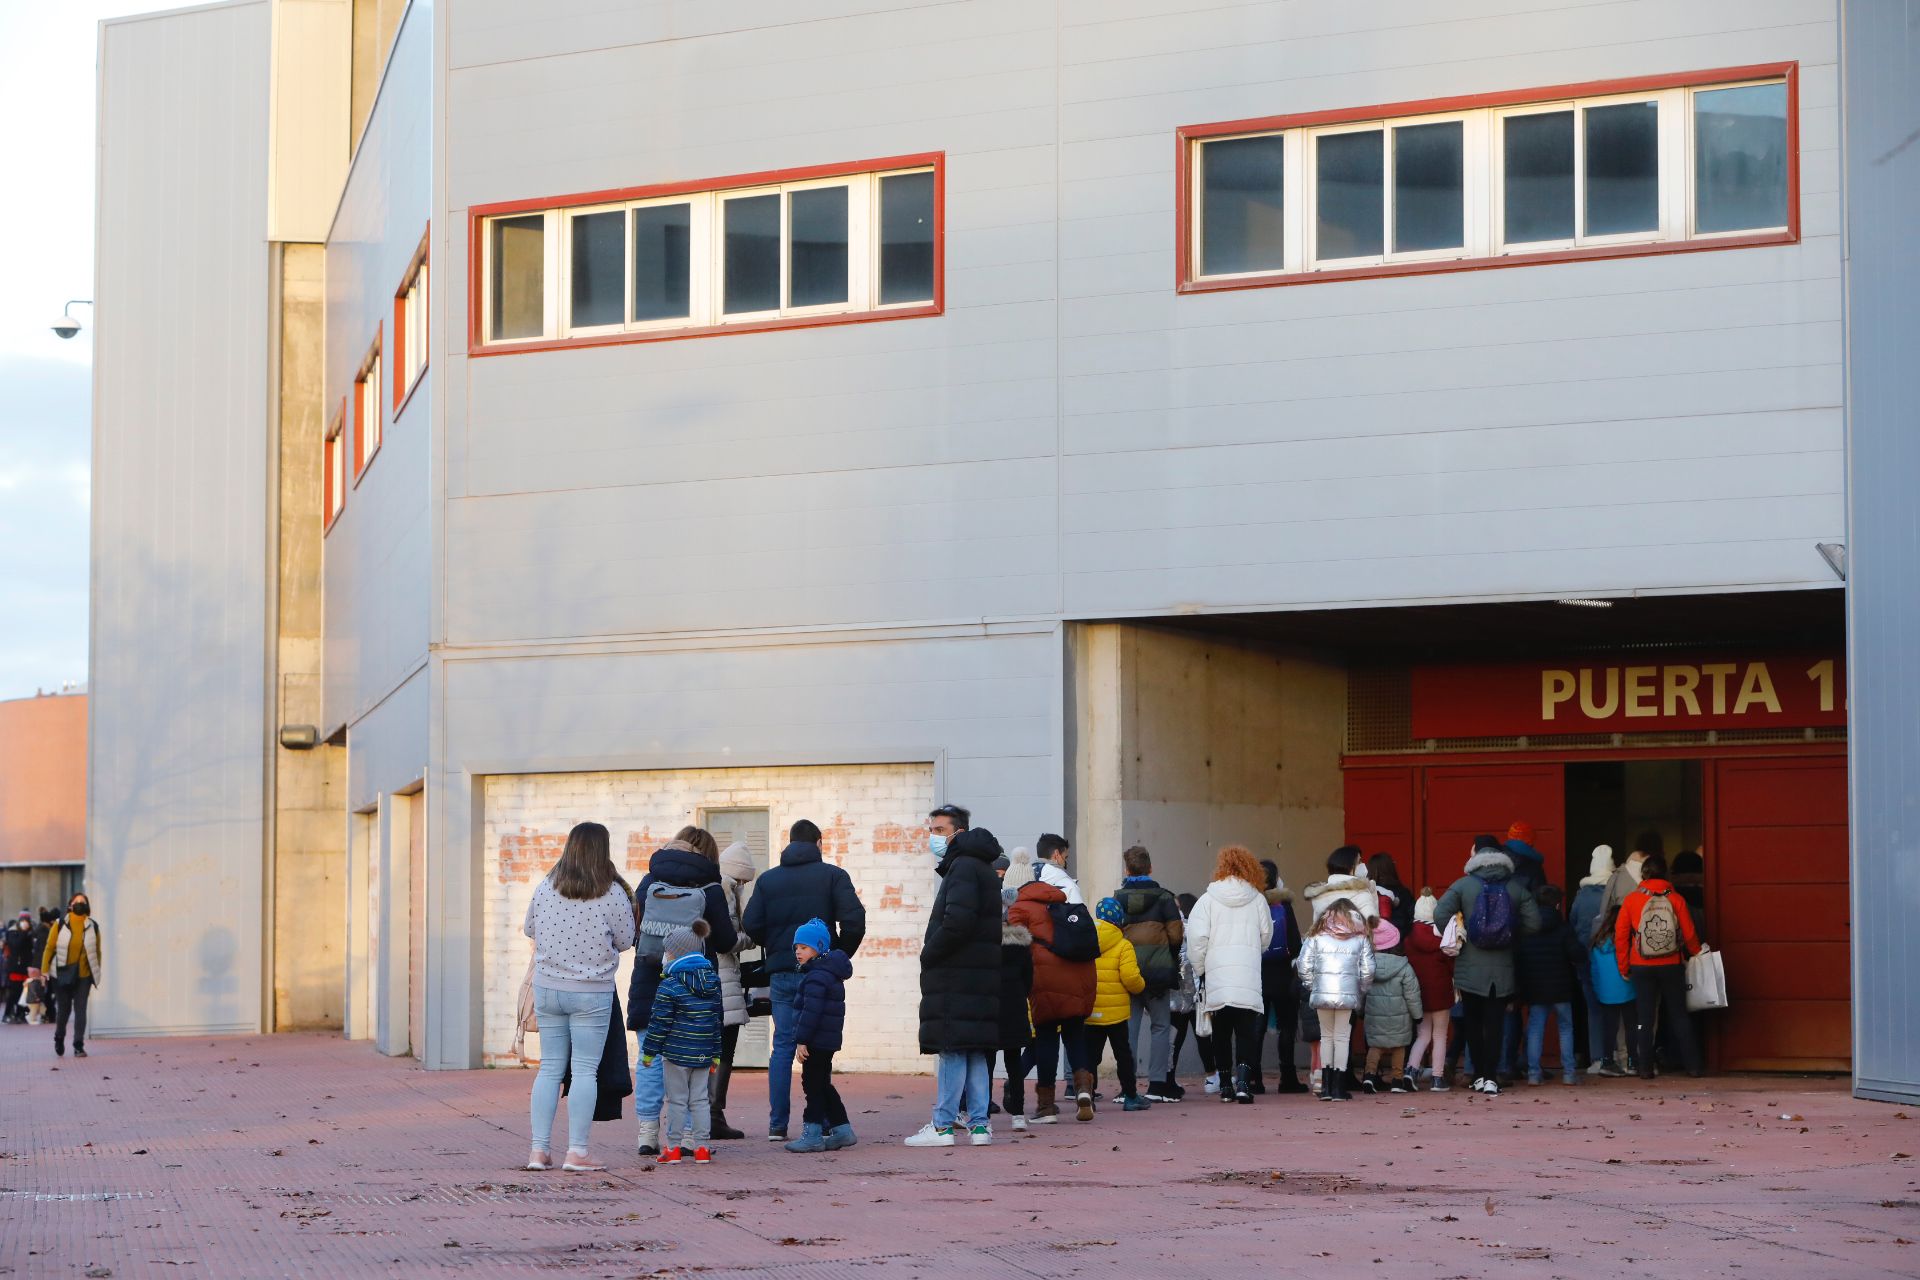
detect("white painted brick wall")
[483,763,937,1074]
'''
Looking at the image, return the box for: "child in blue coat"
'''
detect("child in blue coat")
[641,920,725,1165]
[785,918,857,1153]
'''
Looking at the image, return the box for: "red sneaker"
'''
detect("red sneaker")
[692,1146,712,1164]
[656,1147,682,1165]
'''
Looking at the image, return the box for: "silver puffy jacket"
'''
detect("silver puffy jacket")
[1294,932,1375,1011]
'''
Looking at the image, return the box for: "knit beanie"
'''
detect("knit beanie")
[1095,897,1126,927]
[718,841,757,885]
[1372,919,1401,951]
[1507,820,1537,847]
[661,917,710,968]
[1414,890,1438,926]
[1588,844,1614,882]
[794,917,831,955]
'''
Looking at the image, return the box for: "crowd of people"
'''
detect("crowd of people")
[2,894,102,1056]
[518,805,1714,1169]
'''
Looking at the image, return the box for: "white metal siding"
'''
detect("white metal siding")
[89,0,274,1036]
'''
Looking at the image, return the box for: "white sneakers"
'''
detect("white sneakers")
[1203,1073,1221,1094]
[1471,1076,1502,1095]
[1011,1114,1028,1132]
[904,1123,956,1147]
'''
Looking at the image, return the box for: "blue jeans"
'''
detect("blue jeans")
[767,970,804,1132]
[633,1053,664,1140]
[933,1050,990,1130]
[530,987,613,1156]
[1526,1002,1575,1082]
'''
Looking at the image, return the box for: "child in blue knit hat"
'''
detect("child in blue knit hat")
[784,918,857,1153]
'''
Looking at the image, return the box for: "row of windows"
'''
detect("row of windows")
[479,161,939,347]
[326,235,429,533]
[1184,71,1793,284]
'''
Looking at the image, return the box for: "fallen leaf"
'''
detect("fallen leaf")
[1484,1196,1498,1216]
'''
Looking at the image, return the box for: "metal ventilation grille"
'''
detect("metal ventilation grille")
[1347,667,1412,752]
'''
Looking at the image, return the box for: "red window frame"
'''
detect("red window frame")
[322,398,347,534]
[393,227,429,415]
[351,327,382,482]
[465,151,945,358]
[1175,62,1800,294]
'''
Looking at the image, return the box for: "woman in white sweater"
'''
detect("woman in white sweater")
[522,822,635,1172]
[1185,845,1273,1105]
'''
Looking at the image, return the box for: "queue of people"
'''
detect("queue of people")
[515,808,1717,1169]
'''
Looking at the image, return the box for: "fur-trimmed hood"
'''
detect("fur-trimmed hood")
[1303,872,1370,901]
[1002,921,1033,947]
[1580,844,1614,887]
[1263,886,1294,906]
[1464,848,1515,881]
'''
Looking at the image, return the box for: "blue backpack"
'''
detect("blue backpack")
[1466,880,1516,949]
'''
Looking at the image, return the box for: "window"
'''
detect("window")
[353,337,381,477]
[1180,65,1796,290]
[323,405,346,531]
[472,154,941,351]
[393,232,428,411]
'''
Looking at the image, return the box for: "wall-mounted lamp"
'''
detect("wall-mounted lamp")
[50,299,93,339]
[278,724,319,750]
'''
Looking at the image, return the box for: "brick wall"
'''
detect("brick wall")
[483,763,937,1073]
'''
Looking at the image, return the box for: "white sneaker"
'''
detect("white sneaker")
[1203,1073,1220,1095]
[1011,1114,1028,1131]
[903,1123,956,1148]
[968,1124,992,1146]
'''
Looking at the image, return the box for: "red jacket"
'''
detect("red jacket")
[1613,879,1702,976]
[1008,881,1095,1025]
[1405,921,1456,1013]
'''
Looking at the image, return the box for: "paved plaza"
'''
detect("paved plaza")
[3,1027,1917,1278]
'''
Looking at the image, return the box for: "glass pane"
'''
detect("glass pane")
[1584,100,1660,236]
[723,193,780,314]
[1199,135,1286,276]
[1315,130,1384,260]
[1392,120,1464,252]
[1695,83,1789,233]
[1503,111,1575,243]
[878,171,935,303]
[631,202,691,322]
[488,214,545,341]
[568,210,625,329]
[787,185,849,308]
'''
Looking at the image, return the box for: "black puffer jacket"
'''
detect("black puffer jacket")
[742,841,867,976]
[999,921,1035,1048]
[626,842,738,1032]
[918,828,1004,1055]
[1515,905,1585,1006]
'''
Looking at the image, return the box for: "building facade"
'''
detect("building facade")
[0,690,87,911]
[89,0,1916,1097]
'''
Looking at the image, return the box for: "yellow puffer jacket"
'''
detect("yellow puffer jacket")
[1087,920,1145,1026]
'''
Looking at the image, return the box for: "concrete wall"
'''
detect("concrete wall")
[1070,623,1345,902]
[267,0,351,242]
[0,693,85,866]
[1841,0,1920,1106]
[90,0,273,1036]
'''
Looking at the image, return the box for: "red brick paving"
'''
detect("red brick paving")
[4,1025,1919,1278]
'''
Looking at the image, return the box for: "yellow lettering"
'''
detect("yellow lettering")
[1579,667,1620,719]
[1663,665,1702,717]
[1624,666,1658,717]
[1733,662,1782,715]
[1807,659,1835,713]
[1541,670,1576,721]
[1701,663,1737,715]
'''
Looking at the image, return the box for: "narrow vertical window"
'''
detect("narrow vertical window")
[786,185,850,308]
[1199,134,1286,276]
[1391,121,1465,252]
[324,412,345,529]
[354,347,381,473]
[568,210,626,329]
[1694,82,1789,233]
[488,214,546,340]
[1315,130,1384,260]
[722,193,781,315]
[1583,101,1660,236]
[877,170,935,303]
[631,202,692,322]
[1502,111,1576,244]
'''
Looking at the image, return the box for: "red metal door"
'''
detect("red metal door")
[1344,765,1417,865]
[1710,756,1850,1070]
[1420,764,1564,893]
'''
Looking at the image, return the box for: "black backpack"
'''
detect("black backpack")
[1044,902,1099,962]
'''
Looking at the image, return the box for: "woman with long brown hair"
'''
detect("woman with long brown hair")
[1185,846,1273,1104]
[524,822,634,1172]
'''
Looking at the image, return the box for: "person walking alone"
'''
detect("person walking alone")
[43,893,102,1060]
[523,823,634,1172]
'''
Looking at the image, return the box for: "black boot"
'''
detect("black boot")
[1328,1069,1348,1101]
[709,1063,745,1140]
[1233,1065,1254,1104]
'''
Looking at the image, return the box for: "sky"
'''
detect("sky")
[0,2,177,702]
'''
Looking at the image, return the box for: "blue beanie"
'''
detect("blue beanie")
[1095,897,1125,927]
[795,917,832,954]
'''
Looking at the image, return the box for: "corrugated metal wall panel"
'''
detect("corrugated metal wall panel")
[89,0,274,1036]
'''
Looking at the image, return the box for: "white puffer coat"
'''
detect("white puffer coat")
[716,842,757,1027]
[1186,877,1272,1015]
[1295,930,1375,1010]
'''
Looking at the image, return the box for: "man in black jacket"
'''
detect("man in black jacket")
[626,837,737,1155]
[905,825,1004,1148]
[742,819,866,1142]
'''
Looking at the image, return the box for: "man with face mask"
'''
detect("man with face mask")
[43,893,102,1059]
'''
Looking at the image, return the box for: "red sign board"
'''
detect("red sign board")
[1409,653,1845,739]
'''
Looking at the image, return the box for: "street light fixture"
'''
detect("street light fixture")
[50,299,92,339]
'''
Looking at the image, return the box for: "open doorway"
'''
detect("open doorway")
[1563,760,1703,890]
